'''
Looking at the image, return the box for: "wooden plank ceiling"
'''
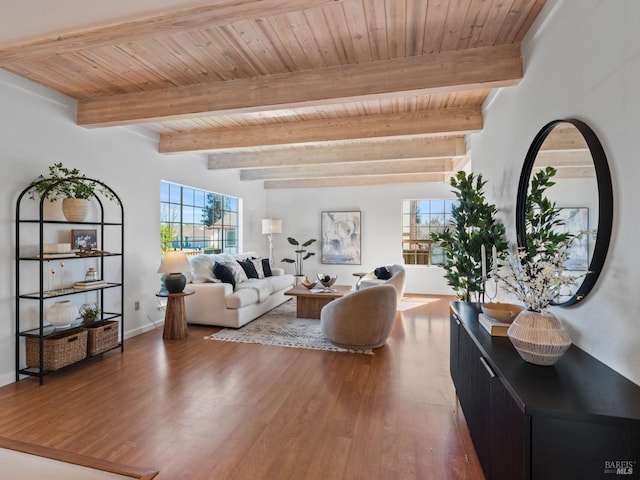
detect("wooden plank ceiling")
[0,0,547,189]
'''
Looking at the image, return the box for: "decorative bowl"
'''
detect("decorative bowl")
[481,302,524,324]
[300,277,317,289]
[317,274,337,288]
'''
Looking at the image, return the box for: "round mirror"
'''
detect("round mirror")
[516,119,613,306]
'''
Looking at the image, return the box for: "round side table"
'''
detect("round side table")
[156,290,194,340]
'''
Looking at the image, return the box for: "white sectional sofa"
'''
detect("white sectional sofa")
[183,252,295,328]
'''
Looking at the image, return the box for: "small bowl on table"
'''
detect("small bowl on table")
[481,302,524,324]
[300,277,317,289]
[317,274,337,288]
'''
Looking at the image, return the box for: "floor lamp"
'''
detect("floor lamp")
[261,219,282,266]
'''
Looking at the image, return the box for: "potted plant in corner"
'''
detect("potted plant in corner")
[29,162,116,222]
[281,237,316,276]
[431,171,508,302]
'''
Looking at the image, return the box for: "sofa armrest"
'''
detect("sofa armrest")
[271,267,285,276]
[185,282,233,323]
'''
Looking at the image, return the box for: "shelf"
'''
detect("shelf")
[19,314,121,338]
[20,253,123,261]
[18,219,123,226]
[19,282,122,299]
[16,177,125,384]
[17,342,122,378]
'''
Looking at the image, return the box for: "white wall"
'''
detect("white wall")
[0,70,267,387]
[471,0,640,384]
[266,183,455,295]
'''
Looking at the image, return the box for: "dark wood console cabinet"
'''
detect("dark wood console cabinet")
[450,302,640,480]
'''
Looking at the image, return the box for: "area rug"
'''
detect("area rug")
[206,299,373,354]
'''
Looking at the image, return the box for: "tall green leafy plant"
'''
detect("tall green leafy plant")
[524,166,572,260]
[431,171,507,301]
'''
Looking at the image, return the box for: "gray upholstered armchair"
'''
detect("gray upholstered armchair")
[358,264,406,299]
[320,284,397,349]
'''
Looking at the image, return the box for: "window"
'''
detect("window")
[402,199,457,266]
[160,181,240,255]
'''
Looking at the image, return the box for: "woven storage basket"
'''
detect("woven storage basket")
[26,330,88,370]
[85,321,119,356]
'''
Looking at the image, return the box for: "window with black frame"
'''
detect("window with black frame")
[160,181,240,255]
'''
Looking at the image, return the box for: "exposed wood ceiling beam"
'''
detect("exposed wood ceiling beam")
[241,158,454,181]
[77,44,521,128]
[161,107,481,152]
[208,137,466,169]
[0,0,348,65]
[264,173,445,189]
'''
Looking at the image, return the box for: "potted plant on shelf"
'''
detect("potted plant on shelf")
[29,162,117,222]
[281,237,316,276]
[79,302,101,324]
[430,171,508,302]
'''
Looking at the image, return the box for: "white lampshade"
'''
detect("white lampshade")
[261,218,283,235]
[157,250,191,274]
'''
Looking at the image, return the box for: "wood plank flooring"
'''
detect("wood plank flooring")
[0,295,484,479]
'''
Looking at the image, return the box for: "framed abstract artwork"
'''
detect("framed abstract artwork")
[321,211,361,264]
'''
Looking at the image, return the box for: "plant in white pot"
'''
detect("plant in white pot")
[29,163,116,222]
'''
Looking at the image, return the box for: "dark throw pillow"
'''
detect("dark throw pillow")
[374,266,392,280]
[261,258,273,277]
[238,258,259,279]
[214,261,235,288]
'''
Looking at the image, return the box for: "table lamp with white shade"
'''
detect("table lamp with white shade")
[158,249,191,293]
[261,218,282,266]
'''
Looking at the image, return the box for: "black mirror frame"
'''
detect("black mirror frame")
[516,119,613,306]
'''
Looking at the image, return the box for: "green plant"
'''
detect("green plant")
[281,237,316,276]
[524,166,573,261]
[79,303,101,322]
[430,171,507,302]
[29,162,116,202]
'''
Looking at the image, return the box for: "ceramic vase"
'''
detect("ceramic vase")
[62,197,89,222]
[46,300,79,328]
[507,310,571,366]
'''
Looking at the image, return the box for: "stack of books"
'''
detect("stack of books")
[478,313,511,337]
[73,280,107,290]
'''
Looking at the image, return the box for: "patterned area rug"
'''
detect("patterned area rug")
[206,299,373,354]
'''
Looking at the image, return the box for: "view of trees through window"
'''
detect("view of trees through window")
[160,181,240,255]
[402,199,457,265]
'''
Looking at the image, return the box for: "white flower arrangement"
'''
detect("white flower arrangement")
[494,244,583,312]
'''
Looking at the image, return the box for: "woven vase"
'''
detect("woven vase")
[61,198,89,222]
[507,310,571,366]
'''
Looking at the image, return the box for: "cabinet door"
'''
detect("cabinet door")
[450,313,461,387]
[457,324,493,476]
[531,416,640,480]
[491,377,527,480]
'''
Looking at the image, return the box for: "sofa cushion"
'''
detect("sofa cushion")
[226,288,259,309]
[190,254,218,283]
[262,258,273,277]
[374,266,392,280]
[265,274,293,292]
[221,260,248,286]
[214,261,236,288]
[250,257,265,278]
[238,259,259,279]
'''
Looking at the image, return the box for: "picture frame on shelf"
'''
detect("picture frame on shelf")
[71,229,97,250]
[321,211,361,265]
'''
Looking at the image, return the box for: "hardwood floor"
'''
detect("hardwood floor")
[0,295,484,479]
